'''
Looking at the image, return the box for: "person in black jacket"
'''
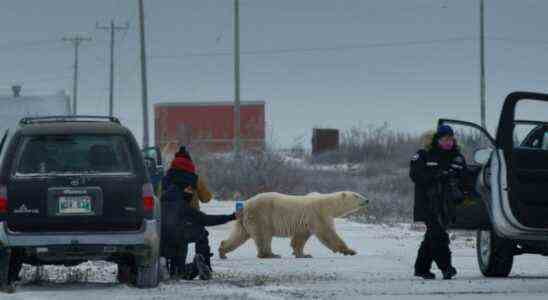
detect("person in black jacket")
[410,125,467,280]
[161,146,240,280]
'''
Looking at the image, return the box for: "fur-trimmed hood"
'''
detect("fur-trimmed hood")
[420,129,459,152]
[420,130,436,149]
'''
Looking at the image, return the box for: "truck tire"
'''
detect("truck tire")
[134,253,160,288]
[477,229,514,277]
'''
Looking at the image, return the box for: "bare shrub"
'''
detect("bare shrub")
[177,124,485,223]
[338,124,421,167]
[194,149,306,200]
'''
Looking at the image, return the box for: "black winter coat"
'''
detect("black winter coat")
[410,146,467,224]
[160,169,236,257]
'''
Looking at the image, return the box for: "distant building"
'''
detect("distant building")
[154,101,266,155]
[0,87,71,132]
[312,128,340,156]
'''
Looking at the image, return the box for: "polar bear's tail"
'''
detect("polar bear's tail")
[219,218,250,259]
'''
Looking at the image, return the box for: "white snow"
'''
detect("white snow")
[5,200,548,299]
[282,155,362,172]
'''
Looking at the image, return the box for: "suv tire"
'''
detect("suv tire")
[133,253,160,288]
[477,229,514,277]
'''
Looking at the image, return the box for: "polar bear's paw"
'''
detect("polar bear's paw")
[258,253,282,259]
[295,254,313,259]
[340,248,357,256]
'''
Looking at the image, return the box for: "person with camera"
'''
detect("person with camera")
[161,146,242,280]
[410,125,467,280]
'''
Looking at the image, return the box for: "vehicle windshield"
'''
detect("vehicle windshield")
[14,134,133,175]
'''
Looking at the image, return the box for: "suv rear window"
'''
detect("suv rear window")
[14,135,134,175]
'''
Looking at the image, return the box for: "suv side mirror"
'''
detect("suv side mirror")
[474,148,493,165]
[144,157,158,175]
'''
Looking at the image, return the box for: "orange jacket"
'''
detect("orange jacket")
[190,177,213,210]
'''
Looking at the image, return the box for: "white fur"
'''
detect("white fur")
[219,191,368,259]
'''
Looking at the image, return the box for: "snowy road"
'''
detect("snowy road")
[5,201,548,300]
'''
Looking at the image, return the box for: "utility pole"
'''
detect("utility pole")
[96,20,129,117]
[62,35,92,115]
[480,0,486,128]
[138,0,150,147]
[233,0,241,157]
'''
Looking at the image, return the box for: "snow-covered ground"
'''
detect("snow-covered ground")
[5,200,548,300]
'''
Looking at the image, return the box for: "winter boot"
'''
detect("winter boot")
[180,263,198,280]
[0,284,15,294]
[442,266,457,280]
[414,271,436,280]
[194,254,212,281]
[117,263,132,284]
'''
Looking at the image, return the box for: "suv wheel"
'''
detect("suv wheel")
[133,253,160,288]
[477,229,514,277]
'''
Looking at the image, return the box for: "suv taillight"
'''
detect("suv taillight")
[143,183,154,216]
[0,185,7,214]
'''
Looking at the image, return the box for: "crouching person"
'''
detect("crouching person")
[161,146,240,280]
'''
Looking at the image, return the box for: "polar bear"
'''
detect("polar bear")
[219,191,369,259]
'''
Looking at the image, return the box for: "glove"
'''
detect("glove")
[459,196,475,208]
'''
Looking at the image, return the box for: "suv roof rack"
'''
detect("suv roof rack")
[19,115,121,126]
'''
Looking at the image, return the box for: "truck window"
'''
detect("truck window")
[14,135,134,175]
[543,132,548,150]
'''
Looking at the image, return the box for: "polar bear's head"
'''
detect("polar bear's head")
[329,191,369,218]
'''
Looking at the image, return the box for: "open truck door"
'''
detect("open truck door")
[490,92,548,238]
[438,92,548,278]
[437,119,494,230]
[0,130,8,155]
[439,92,548,235]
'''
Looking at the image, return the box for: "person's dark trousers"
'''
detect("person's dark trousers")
[0,248,10,285]
[415,215,451,273]
[172,242,189,277]
[173,226,212,276]
[194,229,212,269]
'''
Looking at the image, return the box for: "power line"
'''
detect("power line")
[0,39,63,53]
[149,35,548,61]
[150,36,478,60]
[16,74,71,85]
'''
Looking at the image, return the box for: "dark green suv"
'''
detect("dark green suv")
[0,116,160,288]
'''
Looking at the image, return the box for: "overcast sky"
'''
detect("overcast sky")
[1,0,548,148]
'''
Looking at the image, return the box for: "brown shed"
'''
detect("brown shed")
[312,128,339,156]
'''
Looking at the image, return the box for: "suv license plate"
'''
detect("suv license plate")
[58,196,92,215]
